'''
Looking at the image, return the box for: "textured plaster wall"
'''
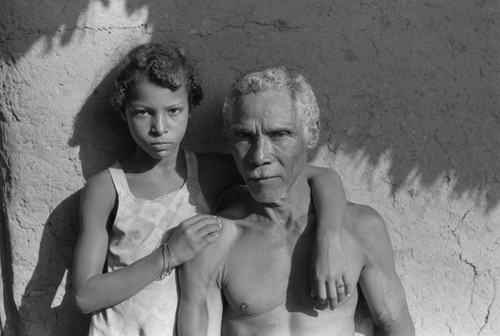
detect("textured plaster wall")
[0,0,499,335]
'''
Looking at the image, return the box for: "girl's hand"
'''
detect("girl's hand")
[310,232,352,310]
[166,215,222,267]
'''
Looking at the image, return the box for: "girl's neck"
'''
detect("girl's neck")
[125,146,184,174]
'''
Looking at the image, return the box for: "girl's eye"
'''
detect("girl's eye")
[169,107,183,115]
[132,109,148,117]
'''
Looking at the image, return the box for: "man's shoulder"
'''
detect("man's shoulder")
[189,216,243,267]
[344,202,385,229]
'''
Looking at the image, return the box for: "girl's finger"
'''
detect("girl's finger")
[179,214,211,227]
[316,281,328,305]
[184,215,220,233]
[200,232,219,247]
[326,282,338,310]
[310,271,318,298]
[198,222,223,238]
[335,281,346,304]
[343,273,353,300]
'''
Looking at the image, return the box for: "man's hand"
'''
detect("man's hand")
[311,232,352,310]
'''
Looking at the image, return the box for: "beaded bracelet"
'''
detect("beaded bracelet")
[157,243,173,281]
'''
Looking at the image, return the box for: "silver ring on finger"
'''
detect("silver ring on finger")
[336,283,344,289]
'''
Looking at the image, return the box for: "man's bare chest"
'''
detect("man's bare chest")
[220,225,314,319]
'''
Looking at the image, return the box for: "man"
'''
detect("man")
[177,67,415,335]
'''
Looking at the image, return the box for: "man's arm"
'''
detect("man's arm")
[352,206,415,336]
[177,222,231,336]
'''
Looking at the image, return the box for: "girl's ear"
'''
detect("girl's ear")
[120,109,127,121]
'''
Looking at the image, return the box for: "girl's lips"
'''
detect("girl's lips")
[151,142,173,150]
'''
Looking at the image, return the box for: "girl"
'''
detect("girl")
[72,43,350,336]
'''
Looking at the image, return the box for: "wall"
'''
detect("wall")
[1,0,499,335]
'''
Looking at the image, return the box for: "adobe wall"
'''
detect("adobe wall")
[1,1,498,335]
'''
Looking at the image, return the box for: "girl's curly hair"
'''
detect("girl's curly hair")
[111,43,203,113]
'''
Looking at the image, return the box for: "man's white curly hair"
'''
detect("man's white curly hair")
[222,66,320,146]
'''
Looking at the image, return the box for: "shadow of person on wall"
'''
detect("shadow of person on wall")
[11,191,89,336]
[12,64,134,335]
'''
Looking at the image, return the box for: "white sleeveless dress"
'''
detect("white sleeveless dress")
[88,150,211,336]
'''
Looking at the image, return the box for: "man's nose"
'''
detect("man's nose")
[249,138,272,165]
[151,114,168,135]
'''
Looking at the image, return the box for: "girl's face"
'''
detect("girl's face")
[123,80,190,161]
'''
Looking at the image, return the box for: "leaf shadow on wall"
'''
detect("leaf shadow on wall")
[317,86,500,213]
[3,0,499,212]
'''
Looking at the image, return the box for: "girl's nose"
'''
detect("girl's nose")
[151,114,168,135]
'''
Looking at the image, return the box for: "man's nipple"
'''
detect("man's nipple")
[239,303,248,312]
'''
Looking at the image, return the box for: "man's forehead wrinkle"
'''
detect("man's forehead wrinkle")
[230,116,298,132]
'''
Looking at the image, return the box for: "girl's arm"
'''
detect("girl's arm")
[72,171,221,314]
[305,165,352,310]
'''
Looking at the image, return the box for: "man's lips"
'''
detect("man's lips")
[248,176,279,185]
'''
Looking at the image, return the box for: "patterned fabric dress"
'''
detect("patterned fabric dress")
[89,150,211,336]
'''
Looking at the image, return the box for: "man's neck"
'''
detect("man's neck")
[252,173,312,224]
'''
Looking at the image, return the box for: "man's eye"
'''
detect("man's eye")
[234,131,250,140]
[271,131,290,139]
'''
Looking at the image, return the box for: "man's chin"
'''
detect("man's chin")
[248,189,284,204]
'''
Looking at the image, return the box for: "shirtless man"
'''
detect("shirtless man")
[177,67,415,336]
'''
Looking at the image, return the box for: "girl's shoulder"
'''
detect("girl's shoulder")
[82,167,117,207]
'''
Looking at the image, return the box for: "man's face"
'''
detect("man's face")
[228,89,309,203]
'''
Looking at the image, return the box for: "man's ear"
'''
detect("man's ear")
[307,120,320,149]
